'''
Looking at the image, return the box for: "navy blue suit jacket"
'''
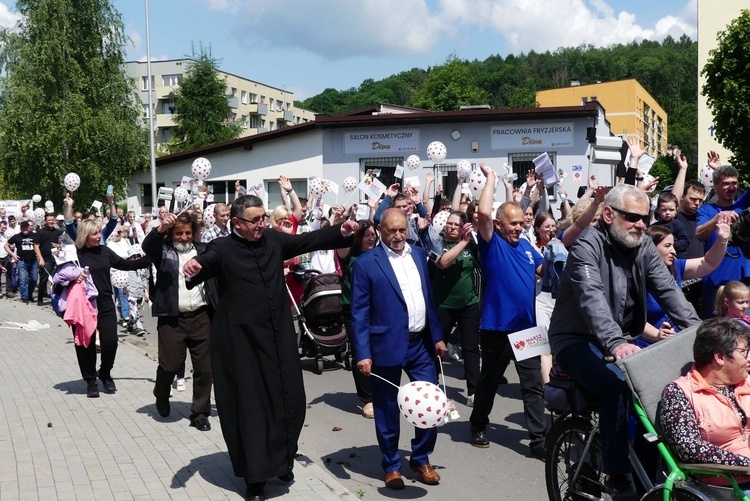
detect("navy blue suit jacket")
[351,244,443,367]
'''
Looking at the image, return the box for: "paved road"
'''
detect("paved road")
[132,305,549,500]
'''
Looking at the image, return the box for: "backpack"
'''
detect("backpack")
[541,240,568,299]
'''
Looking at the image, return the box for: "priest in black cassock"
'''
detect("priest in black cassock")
[184,194,358,501]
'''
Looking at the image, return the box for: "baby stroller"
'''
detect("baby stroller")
[286,267,350,374]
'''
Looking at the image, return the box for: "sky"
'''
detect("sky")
[0,0,697,101]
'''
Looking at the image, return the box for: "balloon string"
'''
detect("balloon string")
[369,372,400,390]
[438,356,448,397]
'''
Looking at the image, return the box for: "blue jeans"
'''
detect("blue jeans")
[556,341,631,475]
[17,260,38,301]
[116,287,130,320]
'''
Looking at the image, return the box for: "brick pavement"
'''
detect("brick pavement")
[0,296,350,501]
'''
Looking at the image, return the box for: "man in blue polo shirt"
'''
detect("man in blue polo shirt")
[468,163,546,460]
[696,165,750,317]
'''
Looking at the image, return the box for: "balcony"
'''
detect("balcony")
[227,96,239,109]
[248,103,267,116]
[248,127,267,135]
[279,110,294,123]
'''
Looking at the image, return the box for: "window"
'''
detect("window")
[360,157,404,201]
[241,114,248,129]
[276,100,284,112]
[142,104,155,119]
[141,182,165,209]
[261,119,266,129]
[241,90,248,104]
[285,102,291,111]
[581,97,588,104]
[141,76,155,91]
[250,116,260,128]
[508,152,558,200]
[260,95,266,104]
[160,129,173,143]
[266,179,308,208]
[161,74,182,87]
[204,181,235,204]
[268,98,275,109]
[227,86,237,96]
[249,93,257,103]
[590,96,597,102]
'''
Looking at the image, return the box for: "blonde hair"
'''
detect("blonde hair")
[569,199,603,226]
[715,281,750,317]
[270,205,291,229]
[76,219,102,249]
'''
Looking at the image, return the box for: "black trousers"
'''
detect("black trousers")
[343,309,372,404]
[74,298,118,382]
[437,303,481,396]
[153,310,213,420]
[469,330,547,449]
[0,256,11,294]
[37,260,54,302]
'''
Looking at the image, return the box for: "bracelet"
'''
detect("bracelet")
[286,189,294,194]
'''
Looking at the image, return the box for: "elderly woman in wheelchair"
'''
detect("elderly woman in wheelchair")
[657,318,750,499]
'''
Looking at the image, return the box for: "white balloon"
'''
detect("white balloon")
[45,200,54,208]
[641,174,656,193]
[64,173,81,192]
[45,202,54,213]
[173,186,189,203]
[204,204,216,226]
[111,270,129,289]
[343,176,358,193]
[191,157,212,181]
[426,141,447,164]
[32,208,46,224]
[432,210,450,234]
[700,164,714,189]
[406,155,421,170]
[457,160,472,179]
[309,178,326,198]
[32,194,42,203]
[397,381,448,429]
[468,170,488,195]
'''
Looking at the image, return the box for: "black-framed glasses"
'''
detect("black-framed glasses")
[734,346,750,359]
[611,207,650,225]
[235,215,264,225]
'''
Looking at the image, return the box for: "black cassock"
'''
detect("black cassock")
[188,224,351,483]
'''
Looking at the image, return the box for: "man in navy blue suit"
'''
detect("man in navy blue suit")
[351,208,446,490]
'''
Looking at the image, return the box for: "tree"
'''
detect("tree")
[169,47,242,154]
[0,0,147,207]
[702,10,750,170]
[412,55,489,111]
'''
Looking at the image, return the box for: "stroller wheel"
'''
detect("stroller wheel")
[315,358,324,375]
[334,351,344,363]
[344,353,353,371]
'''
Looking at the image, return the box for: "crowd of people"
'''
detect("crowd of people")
[2,143,750,500]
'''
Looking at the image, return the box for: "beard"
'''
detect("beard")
[609,221,644,249]
[174,242,194,253]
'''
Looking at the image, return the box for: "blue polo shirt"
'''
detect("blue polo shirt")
[478,231,543,332]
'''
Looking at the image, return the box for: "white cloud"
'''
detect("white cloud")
[0,2,21,28]
[126,27,142,55]
[201,0,697,59]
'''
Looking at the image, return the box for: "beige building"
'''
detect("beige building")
[698,1,746,164]
[125,59,316,151]
[536,79,667,157]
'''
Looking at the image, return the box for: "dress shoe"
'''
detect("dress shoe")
[384,471,405,490]
[245,481,266,500]
[529,444,545,461]
[361,402,374,419]
[470,429,490,448]
[100,377,116,394]
[155,396,170,417]
[190,417,211,431]
[86,380,99,398]
[409,461,440,484]
[277,471,294,482]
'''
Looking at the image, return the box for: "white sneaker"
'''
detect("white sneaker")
[176,378,186,392]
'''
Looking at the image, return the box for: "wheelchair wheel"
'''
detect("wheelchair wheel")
[545,415,605,501]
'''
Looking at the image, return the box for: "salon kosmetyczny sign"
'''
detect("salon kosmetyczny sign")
[344,129,420,154]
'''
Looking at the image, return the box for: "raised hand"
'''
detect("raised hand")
[627,137,645,160]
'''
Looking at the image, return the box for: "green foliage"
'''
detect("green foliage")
[169,47,242,154]
[299,37,699,168]
[702,9,750,171]
[0,0,147,208]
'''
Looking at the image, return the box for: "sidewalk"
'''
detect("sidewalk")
[0,296,350,501]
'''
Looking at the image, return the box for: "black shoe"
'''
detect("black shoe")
[99,376,116,393]
[499,376,508,384]
[190,417,211,431]
[245,481,266,500]
[155,396,170,417]
[23,299,29,304]
[529,444,545,461]
[87,381,99,398]
[277,471,294,482]
[604,474,639,501]
[37,300,43,306]
[470,429,490,448]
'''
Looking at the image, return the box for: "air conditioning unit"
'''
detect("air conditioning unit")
[592,136,624,165]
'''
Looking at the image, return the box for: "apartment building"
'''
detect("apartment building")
[125,59,316,149]
[537,79,667,157]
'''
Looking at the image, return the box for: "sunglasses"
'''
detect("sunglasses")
[611,207,650,225]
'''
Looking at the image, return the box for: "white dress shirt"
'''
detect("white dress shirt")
[382,242,426,333]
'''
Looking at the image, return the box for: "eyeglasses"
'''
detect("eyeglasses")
[235,215,264,225]
[734,346,750,358]
[611,207,650,225]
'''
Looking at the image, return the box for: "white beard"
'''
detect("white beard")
[174,242,194,253]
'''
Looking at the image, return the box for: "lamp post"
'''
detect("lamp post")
[144,0,157,211]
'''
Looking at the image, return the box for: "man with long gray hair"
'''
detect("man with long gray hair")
[548,184,700,500]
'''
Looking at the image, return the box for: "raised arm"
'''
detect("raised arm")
[683,220,730,280]
[453,171,467,211]
[422,171,434,211]
[671,148,689,199]
[477,163,496,243]
[279,175,303,222]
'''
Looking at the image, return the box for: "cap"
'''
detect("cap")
[55,215,65,221]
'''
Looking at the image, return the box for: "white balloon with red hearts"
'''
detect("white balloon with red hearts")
[173,186,190,203]
[111,270,129,289]
[397,381,448,429]
[432,210,450,234]
[203,204,217,226]
[426,141,447,164]
[641,174,657,193]
[191,157,212,181]
[406,155,421,170]
[468,169,497,194]
[457,160,472,179]
[343,176,358,193]
[64,173,81,192]
[700,164,714,189]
